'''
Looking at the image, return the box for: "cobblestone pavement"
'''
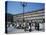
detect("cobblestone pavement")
[7,26,44,34]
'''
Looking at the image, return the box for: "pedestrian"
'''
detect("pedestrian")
[35,22,39,31]
[29,22,32,32]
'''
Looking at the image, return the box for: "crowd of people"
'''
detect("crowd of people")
[7,18,45,33]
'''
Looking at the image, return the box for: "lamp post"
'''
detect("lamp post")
[21,2,27,31]
[21,2,27,23]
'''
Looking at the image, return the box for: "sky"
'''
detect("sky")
[7,1,44,15]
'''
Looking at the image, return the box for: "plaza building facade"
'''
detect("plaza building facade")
[13,9,45,31]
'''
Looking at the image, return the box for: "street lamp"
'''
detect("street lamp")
[21,2,27,22]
